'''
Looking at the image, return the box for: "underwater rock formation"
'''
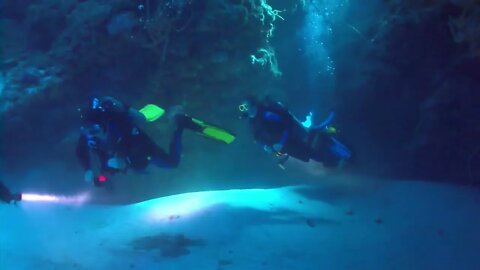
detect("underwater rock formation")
[331,0,480,183]
[1,0,285,162]
[1,0,479,183]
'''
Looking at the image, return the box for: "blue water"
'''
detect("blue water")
[1,0,480,269]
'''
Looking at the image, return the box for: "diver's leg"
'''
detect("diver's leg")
[329,137,352,160]
[309,131,339,167]
[150,128,183,168]
[310,134,352,167]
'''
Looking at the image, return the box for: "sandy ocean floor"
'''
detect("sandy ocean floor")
[1,179,479,270]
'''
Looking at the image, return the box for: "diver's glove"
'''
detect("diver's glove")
[107,157,127,170]
[272,143,284,153]
[84,170,94,184]
[264,144,284,154]
[263,145,273,153]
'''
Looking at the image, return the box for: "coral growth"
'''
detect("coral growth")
[250,46,282,76]
[1,0,288,160]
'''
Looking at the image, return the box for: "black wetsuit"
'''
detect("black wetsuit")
[248,101,311,162]
[76,98,182,175]
[249,101,350,167]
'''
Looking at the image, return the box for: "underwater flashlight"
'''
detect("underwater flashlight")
[94,175,109,187]
[21,193,90,204]
[98,175,107,182]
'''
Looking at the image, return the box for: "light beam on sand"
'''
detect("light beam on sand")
[21,192,90,204]
[136,186,335,222]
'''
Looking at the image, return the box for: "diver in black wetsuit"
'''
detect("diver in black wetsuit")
[239,97,352,168]
[0,181,22,204]
[76,96,191,186]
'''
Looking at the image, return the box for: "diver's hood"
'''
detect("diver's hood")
[79,108,105,125]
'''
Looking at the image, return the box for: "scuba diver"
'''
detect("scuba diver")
[239,96,352,169]
[77,96,235,187]
[0,181,22,204]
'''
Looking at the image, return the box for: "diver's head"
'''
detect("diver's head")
[79,97,109,140]
[239,97,258,119]
[80,122,106,140]
[80,114,108,143]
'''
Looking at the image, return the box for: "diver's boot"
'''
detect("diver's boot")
[167,106,193,131]
[167,106,235,144]
[175,114,203,132]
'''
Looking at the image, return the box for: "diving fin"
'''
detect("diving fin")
[139,104,165,122]
[140,104,236,144]
[188,117,236,144]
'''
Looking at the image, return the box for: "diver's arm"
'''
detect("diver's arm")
[263,111,282,122]
[76,139,117,185]
[273,130,289,152]
[0,181,21,204]
[264,111,289,137]
[262,111,289,152]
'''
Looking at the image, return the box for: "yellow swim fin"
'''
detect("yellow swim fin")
[139,104,235,144]
[139,104,165,122]
[191,118,236,144]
